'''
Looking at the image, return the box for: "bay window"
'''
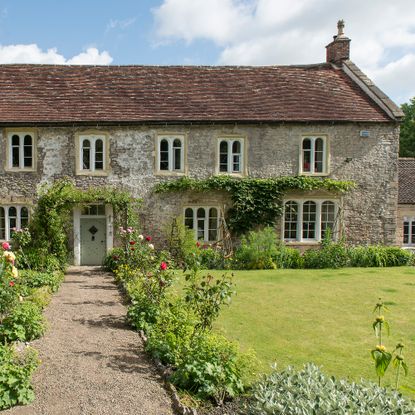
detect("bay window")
[184,207,220,242]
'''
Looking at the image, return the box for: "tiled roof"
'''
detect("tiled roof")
[0,63,393,124]
[399,158,415,204]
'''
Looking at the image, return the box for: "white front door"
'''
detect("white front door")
[80,218,107,265]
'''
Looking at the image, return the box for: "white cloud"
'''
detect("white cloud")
[153,0,415,104]
[0,44,113,65]
[106,17,136,31]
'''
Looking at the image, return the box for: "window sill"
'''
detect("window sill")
[215,172,246,178]
[299,172,330,177]
[4,167,36,173]
[155,170,186,176]
[76,170,110,177]
[284,241,321,245]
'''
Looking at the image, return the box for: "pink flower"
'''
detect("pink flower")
[160,262,167,271]
[146,236,152,242]
[9,281,15,287]
[2,242,10,250]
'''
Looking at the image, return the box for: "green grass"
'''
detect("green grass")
[179,267,415,395]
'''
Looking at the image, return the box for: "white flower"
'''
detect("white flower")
[138,234,144,240]
[148,243,154,250]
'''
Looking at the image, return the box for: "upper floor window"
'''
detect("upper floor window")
[301,136,327,174]
[184,206,220,242]
[283,199,338,242]
[218,138,244,174]
[0,205,29,241]
[7,132,35,170]
[77,134,108,174]
[157,135,184,173]
[403,218,415,246]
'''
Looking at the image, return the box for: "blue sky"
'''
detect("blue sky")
[0,0,414,104]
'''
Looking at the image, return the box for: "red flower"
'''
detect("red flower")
[146,236,152,242]
[129,241,136,245]
[160,261,167,271]
[9,281,15,287]
[196,241,201,247]
[2,242,10,250]
[131,247,135,251]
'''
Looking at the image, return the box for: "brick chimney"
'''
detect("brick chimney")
[326,20,351,65]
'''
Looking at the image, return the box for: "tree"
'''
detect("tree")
[400,97,415,157]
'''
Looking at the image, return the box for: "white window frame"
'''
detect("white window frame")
[183,206,221,242]
[299,135,328,175]
[217,137,245,174]
[403,217,415,246]
[282,199,339,243]
[0,205,30,241]
[6,131,36,172]
[156,134,185,174]
[78,134,107,173]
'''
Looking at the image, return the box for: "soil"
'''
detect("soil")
[4,266,174,415]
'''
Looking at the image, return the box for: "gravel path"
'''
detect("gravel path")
[4,266,174,415]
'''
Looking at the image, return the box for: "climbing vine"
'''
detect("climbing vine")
[29,177,141,266]
[155,175,355,234]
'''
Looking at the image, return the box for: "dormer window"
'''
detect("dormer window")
[6,131,36,171]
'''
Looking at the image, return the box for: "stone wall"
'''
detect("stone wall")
[0,122,400,247]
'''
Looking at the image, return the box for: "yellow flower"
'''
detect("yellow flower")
[376,345,386,352]
[11,266,18,279]
[3,251,16,263]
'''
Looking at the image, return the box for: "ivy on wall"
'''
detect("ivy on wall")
[155,175,355,234]
[30,178,141,265]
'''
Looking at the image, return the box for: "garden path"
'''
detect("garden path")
[4,266,174,415]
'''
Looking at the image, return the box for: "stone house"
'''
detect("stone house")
[397,158,415,248]
[0,22,405,265]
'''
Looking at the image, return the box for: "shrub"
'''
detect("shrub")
[246,363,415,414]
[145,298,196,366]
[27,286,52,310]
[198,245,228,270]
[15,247,63,272]
[235,227,279,269]
[273,244,304,269]
[170,333,255,405]
[103,247,125,272]
[0,344,39,410]
[349,246,413,267]
[0,302,46,343]
[19,270,64,293]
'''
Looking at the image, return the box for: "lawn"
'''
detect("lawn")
[186,267,415,395]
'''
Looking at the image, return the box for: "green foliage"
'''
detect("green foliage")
[145,298,196,366]
[246,363,415,414]
[19,270,64,293]
[0,259,19,322]
[155,175,354,234]
[185,270,234,333]
[235,227,279,269]
[28,177,140,268]
[400,97,415,157]
[11,228,31,250]
[0,344,39,410]
[303,240,349,269]
[272,244,304,269]
[0,302,46,343]
[103,247,125,272]
[170,333,255,405]
[15,247,63,272]
[349,246,413,267]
